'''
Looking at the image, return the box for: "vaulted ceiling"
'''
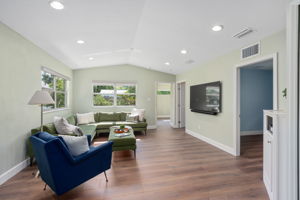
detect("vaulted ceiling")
[0,0,287,74]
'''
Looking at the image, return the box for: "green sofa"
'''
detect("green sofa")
[28,112,147,165]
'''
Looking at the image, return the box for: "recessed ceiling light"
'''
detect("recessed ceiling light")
[181,49,187,54]
[165,62,170,66]
[49,1,64,10]
[212,25,223,32]
[77,40,85,44]
[88,57,94,60]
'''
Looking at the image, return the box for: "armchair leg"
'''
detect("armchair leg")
[43,184,47,191]
[104,171,108,182]
[30,157,34,167]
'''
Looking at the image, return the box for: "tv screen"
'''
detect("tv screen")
[190,81,222,115]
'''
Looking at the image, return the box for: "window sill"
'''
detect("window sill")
[43,108,71,114]
[93,106,136,108]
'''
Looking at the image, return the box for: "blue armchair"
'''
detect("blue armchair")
[30,132,113,195]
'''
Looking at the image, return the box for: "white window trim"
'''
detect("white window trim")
[92,82,137,107]
[41,67,70,112]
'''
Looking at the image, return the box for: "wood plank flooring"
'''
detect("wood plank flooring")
[0,120,268,200]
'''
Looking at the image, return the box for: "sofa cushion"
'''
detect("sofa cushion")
[66,115,76,125]
[43,123,58,135]
[94,113,101,122]
[92,122,114,129]
[115,121,147,128]
[99,112,120,122]
[78,124,97,139]
[114,112,127,121]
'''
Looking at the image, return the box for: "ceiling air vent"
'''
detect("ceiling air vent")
[241,42,260,59]
[233,28,254,39]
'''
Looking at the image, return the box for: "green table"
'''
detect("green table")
[108,126,136,157]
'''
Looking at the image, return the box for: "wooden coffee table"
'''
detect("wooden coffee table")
[108,126,136,157]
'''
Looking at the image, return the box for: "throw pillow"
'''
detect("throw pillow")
[76,112,95,125]
[131,108,145,121]
[59,135,90,156]
[126,113,139,122]
[54,117,83,136]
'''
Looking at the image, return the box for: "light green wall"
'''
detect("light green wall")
[0,22,73,175]
[176,30,287,148]
[157,83,171,117]
[72,65,176,126]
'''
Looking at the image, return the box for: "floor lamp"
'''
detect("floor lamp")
[28,90,55,132]
[28,90,55,178]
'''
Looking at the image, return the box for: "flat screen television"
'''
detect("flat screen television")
[190,81,222,115]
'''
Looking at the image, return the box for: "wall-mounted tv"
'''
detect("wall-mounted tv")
[190,81,222,115]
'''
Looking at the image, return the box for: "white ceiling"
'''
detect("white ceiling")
[0,0,288,74]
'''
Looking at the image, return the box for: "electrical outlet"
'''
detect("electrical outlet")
[198,125,201,130]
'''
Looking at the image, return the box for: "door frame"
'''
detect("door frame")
[175,81,186,128]
[233,53,278,156]
[287,1,300,199]
[154,81,175,127]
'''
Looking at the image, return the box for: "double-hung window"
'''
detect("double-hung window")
[93,82,136,106]
[41,68,69,111]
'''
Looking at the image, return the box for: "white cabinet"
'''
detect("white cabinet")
[263,129,273,193]
[263,110,288,200]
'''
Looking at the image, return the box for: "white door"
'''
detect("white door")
[263,131,273,195]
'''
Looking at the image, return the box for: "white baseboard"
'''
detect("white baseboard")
[0,158,30,185]
[241,130,263,136]
[185,129,235,156]
[157,115,170,118]
[147,125,157,129]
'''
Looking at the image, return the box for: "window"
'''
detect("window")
[157,90,171,95]
[41,69,68,111]
[93,83,136,106]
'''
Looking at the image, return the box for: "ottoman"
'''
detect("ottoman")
[108,126,136,157]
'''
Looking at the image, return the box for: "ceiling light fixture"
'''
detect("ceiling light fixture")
[49,1,64,10]
[165,62,170,66]
[212,25,223,32]
[77,40,85,44]
[181,49,187,54]
[88,57,94,60]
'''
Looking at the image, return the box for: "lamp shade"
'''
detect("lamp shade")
[28,90,55,105]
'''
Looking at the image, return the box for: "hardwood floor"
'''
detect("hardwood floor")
[0,121,268,200]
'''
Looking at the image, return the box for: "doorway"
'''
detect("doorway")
[234,54,278,156]
[239,59,274,156]
[176,82,186,128]
[156,82,172,120]
[155,82,175,128]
